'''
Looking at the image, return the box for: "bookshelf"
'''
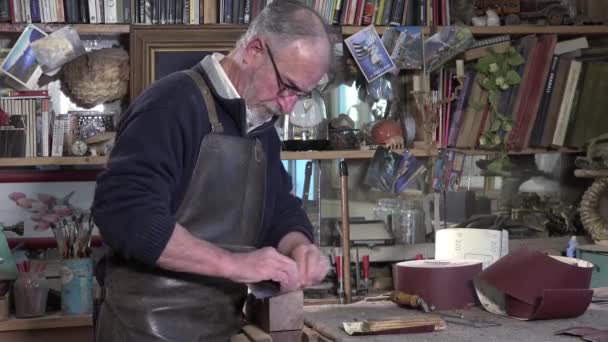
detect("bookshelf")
[0,23,606,36]
[0,23,130,34]
[0,147,583,166]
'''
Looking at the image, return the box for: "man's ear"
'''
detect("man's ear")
[243,38,264,65]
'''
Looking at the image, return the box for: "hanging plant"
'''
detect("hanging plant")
[474,46,525,176]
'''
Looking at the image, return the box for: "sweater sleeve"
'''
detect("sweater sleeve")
[93,83,198,265]
[264,162,315,247]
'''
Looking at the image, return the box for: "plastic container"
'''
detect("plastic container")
[13,272,49,318]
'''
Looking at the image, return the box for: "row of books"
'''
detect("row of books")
[0,90,51,157]
[0,0,443,25]
[0,0,131,24]
[438,34,608,150]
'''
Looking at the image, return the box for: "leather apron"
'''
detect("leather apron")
[95,69,267,342]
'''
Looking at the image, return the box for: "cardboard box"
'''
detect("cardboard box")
[435,228,509,269]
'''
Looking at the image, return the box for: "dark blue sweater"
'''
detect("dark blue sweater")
[93,68,313,266]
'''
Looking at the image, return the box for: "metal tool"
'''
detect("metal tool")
[362,255,370,293]
[439,312,502,328]
[301,161,313,210]
[339,160,352,304]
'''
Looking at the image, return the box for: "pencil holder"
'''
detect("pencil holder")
[13,271,49,318]
[61,258,93,315]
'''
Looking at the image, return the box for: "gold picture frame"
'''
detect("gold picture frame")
[130,25,246,102]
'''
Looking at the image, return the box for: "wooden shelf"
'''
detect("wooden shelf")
[0,313,92,332]
[341,25,608,36]
[0,23,130,34]
[466,25,608,36]
[0,156,108,166]
[0,23,604,36]
[0,146,582,166]
[574,169,608,178]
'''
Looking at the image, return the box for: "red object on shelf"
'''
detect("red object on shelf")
[335,255,342,279]
[370,120,403,145]
[362,255,369,279]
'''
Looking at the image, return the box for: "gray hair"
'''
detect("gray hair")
[239,0,331,52]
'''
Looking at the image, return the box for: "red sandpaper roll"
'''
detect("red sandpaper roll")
[393,259,483,310]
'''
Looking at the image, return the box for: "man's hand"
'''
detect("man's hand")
[290,244,329,288]
[225,247,300,291]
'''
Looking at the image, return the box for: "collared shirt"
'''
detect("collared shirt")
[199,53,272,133]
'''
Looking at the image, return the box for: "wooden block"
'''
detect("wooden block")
[246,291,303,332]
[270,330,302,342]
[229,333,251,342]
[242,325,272,342]
[302,326,319,342]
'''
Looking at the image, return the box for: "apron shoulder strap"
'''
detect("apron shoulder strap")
[183,69,224,134]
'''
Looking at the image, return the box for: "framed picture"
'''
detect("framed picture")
[0,170,100,249]
[130,25,246,101]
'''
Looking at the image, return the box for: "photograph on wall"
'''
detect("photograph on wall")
[345,25,396,82]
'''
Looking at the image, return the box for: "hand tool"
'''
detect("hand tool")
[249,280,281,299]
[390,291,433,313]
[362,255,370,293]
[355,248,360,294]
[339,160,352,304]
[335,255,344,304]
[301,161,313,210]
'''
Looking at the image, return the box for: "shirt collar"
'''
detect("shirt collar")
[199,53,272,133]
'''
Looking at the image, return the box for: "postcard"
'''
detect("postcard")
[345,25,396,83]
[1,24,48,90]
[389,26,423,70]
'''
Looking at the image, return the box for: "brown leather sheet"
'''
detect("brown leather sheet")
[476,247,594,320]
[393,260,482,310]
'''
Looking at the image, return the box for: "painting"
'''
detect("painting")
[0,171,99,248]
[130,25,246,100]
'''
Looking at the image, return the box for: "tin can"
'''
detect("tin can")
[61,258,93,315]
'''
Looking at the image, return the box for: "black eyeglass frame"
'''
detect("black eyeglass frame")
[265,43,313,101]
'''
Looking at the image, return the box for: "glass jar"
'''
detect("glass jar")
[13,272,49,318]
[373,198,401,228]
[394,200,425,244]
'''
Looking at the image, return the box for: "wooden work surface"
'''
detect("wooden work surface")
[0,312,92,332]
[304,301,608,342]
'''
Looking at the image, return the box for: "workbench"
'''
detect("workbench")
[0,312,93,342]
[304,301,608,342]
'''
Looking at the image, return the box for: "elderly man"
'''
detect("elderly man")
[92,1,332,341]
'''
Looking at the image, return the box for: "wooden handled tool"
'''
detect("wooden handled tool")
[339,160,351,304]
[390,291,432,313]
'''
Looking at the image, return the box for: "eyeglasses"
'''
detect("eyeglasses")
[265,43,312,101]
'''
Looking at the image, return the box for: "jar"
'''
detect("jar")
[373,198,401,228]
[394,200,425,244]
[13,272,49,318]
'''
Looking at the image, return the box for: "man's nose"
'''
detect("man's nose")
[277,95,299,114]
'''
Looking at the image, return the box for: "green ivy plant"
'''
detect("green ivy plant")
[474,46,525,176]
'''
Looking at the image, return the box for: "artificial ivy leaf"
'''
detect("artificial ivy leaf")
[503,121,513,132]
[507,53,525,66]
[477,55,496,73]
[508,47,517,55]
[488,91,499,109]
[479,77,495,91]
[491,119,502,131]
[505,70,521,85]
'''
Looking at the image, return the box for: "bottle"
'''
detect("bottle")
[566,236,578,258]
